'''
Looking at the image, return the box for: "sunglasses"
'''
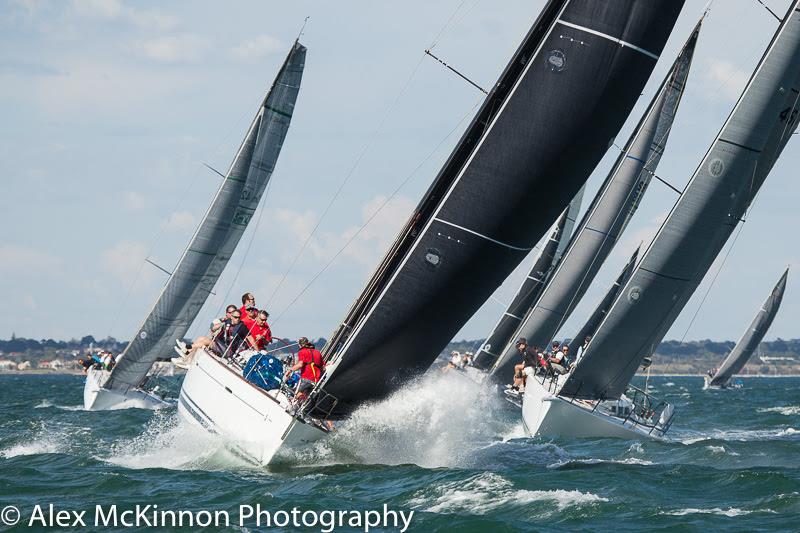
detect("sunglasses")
[231,315,241,319]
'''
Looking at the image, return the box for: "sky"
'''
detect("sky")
[1,0,798,345]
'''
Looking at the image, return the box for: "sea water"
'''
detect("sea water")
[0,373,798,531]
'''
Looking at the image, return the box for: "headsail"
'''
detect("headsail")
[709,268,788,386]
[312,1,685,418]
[570,245,640,354]
[561,3,800,401]
[555,184,585,264]
[472,211,568,370]
[489,22,699,378]
[106,43,306,391]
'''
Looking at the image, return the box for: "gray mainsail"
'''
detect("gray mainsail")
[489,22,699,378]
[555,184,585,264]
[709,268,788,386]
[310,0,684,419]
[561,3,800,401]
[472,211,568,370]
[106,42,306,392]
[570,245,640,355]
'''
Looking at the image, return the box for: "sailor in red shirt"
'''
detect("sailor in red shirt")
[241,305,258,332]
[245,310,272,351]
[287,337,325,400]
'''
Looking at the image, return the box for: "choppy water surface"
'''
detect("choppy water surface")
[0,373,798,531]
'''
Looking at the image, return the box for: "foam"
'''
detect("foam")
[311,371,514,468]
[408,472,608,515]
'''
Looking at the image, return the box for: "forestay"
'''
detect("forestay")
[561,3,800,401]
[312,0,684,418]
[106,43,306,392]
[489,22,699,378]
[709,267,788,386]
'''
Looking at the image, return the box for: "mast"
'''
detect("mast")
[561,2,800,401]
[309,1,685,419]
[489,21,700,378]
[105,43,306,391]
[709,267,788,386]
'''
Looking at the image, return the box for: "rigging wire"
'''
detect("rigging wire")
[270,100,482,326]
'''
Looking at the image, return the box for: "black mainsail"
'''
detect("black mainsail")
[106,43,306,392]
[489,22,699,378]
[561,2,800,401]
[312,1,684,418]
[708,268,788,387]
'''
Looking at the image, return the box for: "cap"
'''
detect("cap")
[516,337,527,345]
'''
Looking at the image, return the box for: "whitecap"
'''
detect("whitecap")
[408,472,607,515]
[758,406,800,416]
[548,457,653,469]
[664,507,774,517]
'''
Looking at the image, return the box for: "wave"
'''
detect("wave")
[758,406,800,416]
[0,423,89,458]
[33,399,83,411]
[548,457,654,469]
[663,507,776,517]
[677,427,799,444]
[705,445,739,456]
[102,411,237,471]
[407,472,607,516]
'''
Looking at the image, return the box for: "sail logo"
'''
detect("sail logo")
[139,331,147,340]
[627,286,642,304]
[546,49,566,72]
[424,249,441,269]
[232,210,253,227]
[708,158,725,177]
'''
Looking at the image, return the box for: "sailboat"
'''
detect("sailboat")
[84,41,307,411]
[489,19,700,381]
[522,1,800,440]
[177,1,685,465]
[705,267,789,388]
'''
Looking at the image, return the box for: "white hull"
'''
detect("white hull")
[703,375,739,390]
[83,368,171,411]
[177,349,327,466]
[521,373,668,440]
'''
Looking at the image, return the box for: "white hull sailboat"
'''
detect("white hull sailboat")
[520,369,673,440]
[84,368,170,411]
[82,41,307,411]
[177,349,328,465]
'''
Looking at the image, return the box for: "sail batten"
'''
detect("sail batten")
[561,2,800,401]
[105,43,306,391]
[312,1,685,418]
[709,268,788,386]
[488,21,700,378]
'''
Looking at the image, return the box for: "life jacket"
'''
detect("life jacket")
[300,347,325,382]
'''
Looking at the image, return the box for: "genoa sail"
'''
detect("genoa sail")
[105,42,306,392]
[570,245,640,355]
[709,268,788,386]
[472,211,568,370]
[312,0,685,418]
[489,22,699,379]
[561,3,800,401]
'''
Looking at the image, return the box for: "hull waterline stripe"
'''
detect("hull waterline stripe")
[434,218,534,251]
[557,20,659,60]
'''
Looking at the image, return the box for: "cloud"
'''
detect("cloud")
[702,59,749,102]
[135,34,209,64]
[162,210,197,232]
[100,240,148,283]
[0,244,62,274]
[70,0,178,30]
[231,35,284,61]
[621,210,669,253]
[122,190,146,211]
